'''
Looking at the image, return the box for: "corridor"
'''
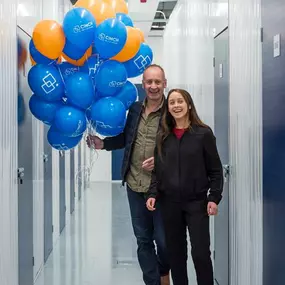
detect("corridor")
[34,183,198,285]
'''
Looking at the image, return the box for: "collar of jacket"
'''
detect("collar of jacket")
[142,95,166,112]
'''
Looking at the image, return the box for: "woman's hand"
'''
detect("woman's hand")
[207,202,218,216]
[146,198,156,211]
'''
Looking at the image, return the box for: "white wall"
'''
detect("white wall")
[0,1,18,285]
[163,0,216,129]
[228,0,263,284]
[89,148,112,183]
[211,0,228,36]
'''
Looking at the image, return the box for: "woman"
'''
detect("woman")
[146,89,223,285]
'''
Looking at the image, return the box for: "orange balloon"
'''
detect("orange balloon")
[30,55,36,66]
[103,0,128,14]
[62,46,92,66]
[75,0,116,26]
[112,27,141,62]
[33,20,65,60]
[136,28,145,42]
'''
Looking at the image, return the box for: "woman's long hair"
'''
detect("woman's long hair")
[157,89,209,158]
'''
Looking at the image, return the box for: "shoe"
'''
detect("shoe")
[161,274,170,285]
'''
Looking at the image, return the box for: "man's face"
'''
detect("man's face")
[142,67,167,102]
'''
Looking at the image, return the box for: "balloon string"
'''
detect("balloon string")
[56,64,67,90]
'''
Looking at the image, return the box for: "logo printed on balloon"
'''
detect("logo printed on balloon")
[89,62,101,75]
[64,67,78,76]
[73,22,94,34]
[41,74,57,94]
[52,144,70,151]
[98,33,119,44]
[109,81,125,88]
[134,55,152,71]
[127,101,133,108]
[96,121,125,130]
[74,120,84,137]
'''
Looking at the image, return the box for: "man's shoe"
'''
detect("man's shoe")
[161,274,170,285]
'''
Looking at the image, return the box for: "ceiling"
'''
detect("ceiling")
[70,0,177,38]
[128,0,177,37]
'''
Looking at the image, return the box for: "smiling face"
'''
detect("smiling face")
[168,91,190,124]
[142,66,167,103]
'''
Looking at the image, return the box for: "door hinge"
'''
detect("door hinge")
[261,27,263,43]
[32,257,34,266]
[213,250,215,260]
[213,57,215,67]
[52,225,54,233]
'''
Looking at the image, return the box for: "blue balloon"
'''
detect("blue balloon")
[95,60,127,96]
[91,42,98,55]
[65,72,94,110]
[116,13,134,27]
[58,62,79,82]
[29,94,63,125]
[29,39,55,65]
[90,97,126,137]
[47,126,83,150]
[54,106,87,137]
[63,39,86,60]
[94,18,127,59]
[28,64,64,102]
[123,43,153,78]
[115,81,138,109]
[63,7,96,51]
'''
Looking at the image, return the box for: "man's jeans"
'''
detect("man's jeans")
[127,186,170,285]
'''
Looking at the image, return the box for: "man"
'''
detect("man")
[86,64,170,285]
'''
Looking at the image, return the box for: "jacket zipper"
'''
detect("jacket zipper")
[178,137,181,198]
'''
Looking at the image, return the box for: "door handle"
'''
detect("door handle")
[223,164,230,183]
[18,167,25,184]
[43,153,49,163]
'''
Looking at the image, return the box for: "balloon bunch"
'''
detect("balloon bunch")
[27,0,153,151]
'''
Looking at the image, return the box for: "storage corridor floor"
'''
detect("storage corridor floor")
[34,183,197,285]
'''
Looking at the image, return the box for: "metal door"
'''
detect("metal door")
[70,149,75,214]
[78,144,82,200]
[59,151,66,233]
[43,125,53,262]
[262,0,285,283]
[214,27,230,285]
[17,26,34,285]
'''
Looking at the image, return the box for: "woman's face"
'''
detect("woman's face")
[168,91,189,122]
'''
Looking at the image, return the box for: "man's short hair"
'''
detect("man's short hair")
[143,64,166,79]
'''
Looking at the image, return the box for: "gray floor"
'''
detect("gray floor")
[35,183,198,285]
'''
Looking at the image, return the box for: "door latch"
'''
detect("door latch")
[43,153,48,163]
[223,164,230,183]
[18,167,25,184]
